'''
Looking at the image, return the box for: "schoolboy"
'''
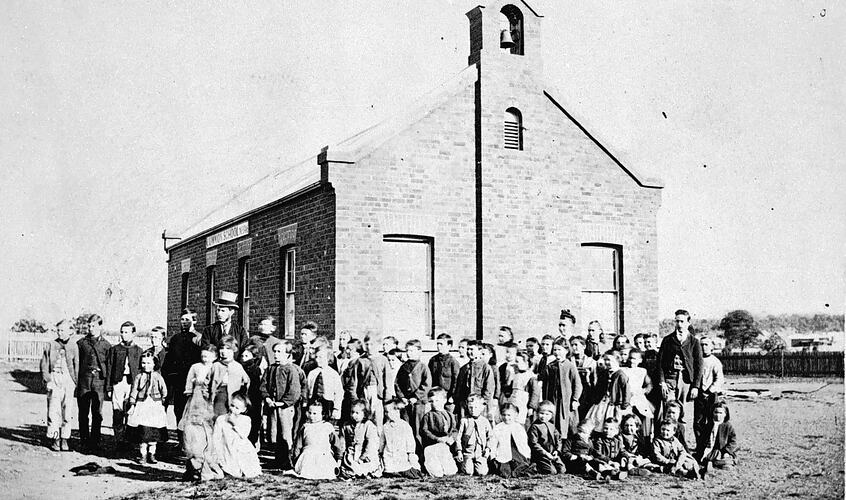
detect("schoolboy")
[362,331,389,429]
[40,319,79,451]
[429,333,461,413]
[261,340,305,470]
[106,321,142,451]
[394,339,432,446]
[527,400,565,474]
[456,394,493,475]
[454,340,495,419]
[419,387,458,476]
[341,338,376,422]
[694,337,724,442]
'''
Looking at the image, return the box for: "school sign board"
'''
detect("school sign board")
[206,221,249,248]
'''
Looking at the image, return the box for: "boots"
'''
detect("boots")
[49,438,61,451]
[60,438,70,451]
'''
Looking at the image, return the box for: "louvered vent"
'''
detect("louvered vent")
[504,107,522,150]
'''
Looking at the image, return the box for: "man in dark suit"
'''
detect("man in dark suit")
[76,314,112,451]
[656,309,703,428]
[201,291,249,352]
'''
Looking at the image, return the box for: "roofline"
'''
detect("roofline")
[165,181,325,253]
[543,90,664,189]
[469,1,543,17]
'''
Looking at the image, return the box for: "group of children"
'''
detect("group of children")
[43,315,736,484]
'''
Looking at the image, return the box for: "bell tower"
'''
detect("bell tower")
[466,1,545,339]
[466,1,543,74]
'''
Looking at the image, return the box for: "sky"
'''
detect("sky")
[1,0,844,330]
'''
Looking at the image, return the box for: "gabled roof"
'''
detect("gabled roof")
[170,62,663,248]
[543,90,664,189]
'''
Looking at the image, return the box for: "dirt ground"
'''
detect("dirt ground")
[0,362,842,500]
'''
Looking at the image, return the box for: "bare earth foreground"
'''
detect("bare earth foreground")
[0,362,842,500]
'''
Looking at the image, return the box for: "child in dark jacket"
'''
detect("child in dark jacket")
[420,387,458,477]
[239,345,264,446]
[591,418,627,479]
[261,341,305,470]
[619,413,655,473]
[696,401,738,474]
[527,400,565,474]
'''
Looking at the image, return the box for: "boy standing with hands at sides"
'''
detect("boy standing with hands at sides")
[41,319,78,451]
[363,332,389,429]
[107,321,142,453]
[694,337,724,443]
[341,338,377,422]
[454,341,495,419]
[395,339,432,447]
[419,387,458,477]
[455,395,494,476]
[429,333,461,413]
[261,340,305,471]
[528,400,566,474]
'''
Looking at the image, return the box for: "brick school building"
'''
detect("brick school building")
[165,0,663,345]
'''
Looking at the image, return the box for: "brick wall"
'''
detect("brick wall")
[331,80,479,342]
[166,184,336,338]
[475,0,662,339]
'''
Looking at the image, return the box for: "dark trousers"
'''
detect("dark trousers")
[172,381,189,424]
[78,391,104,445]
[693,391,718,443]
[532,452,565,474]
[401,401,427,450]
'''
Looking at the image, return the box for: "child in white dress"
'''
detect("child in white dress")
[293,401,342,479]
[211,393,262,478]
[126,353,168,464]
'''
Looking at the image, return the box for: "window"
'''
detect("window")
[206,266,216,326]
[581,244,623,336]
[382,236,433,343]
[238,258,250,331]
[280,247,296,339]
[180,273,190,310]
[500,5,524,55]
[504,108,523,150]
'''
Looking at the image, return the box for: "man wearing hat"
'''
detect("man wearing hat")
[202,291,250,353]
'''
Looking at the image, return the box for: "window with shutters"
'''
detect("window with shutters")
[382,236,434,343]
[581,244,624,336]
[504,108,523,150]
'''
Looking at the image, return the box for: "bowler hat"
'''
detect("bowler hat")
[213,291,240,309]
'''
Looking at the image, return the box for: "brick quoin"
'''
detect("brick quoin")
[166,0,662,344]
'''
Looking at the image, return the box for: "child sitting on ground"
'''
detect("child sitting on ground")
[339,399,382,479]
[652,418,701,479]
[211,393,262,478]
[527,400,565,474]
[420,387,458,477]
[491,403,533,478]
[619,413,655,473]
[126,353,168,464]
[293,401,342,479]
[456,394,494,476]
[380,398,422,478]
[696,401,738,474]
[591,418,627,480]
[664,400,689,451]
[562,421,600,477]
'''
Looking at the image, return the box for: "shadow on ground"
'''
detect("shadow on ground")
[10,369,46,394]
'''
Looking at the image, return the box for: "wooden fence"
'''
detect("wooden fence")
[0,331,152,364]
[720,351,844,377]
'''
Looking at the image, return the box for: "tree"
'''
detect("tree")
[760,332,787,353]
[718,310,761,352]
[10,318,47,333]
